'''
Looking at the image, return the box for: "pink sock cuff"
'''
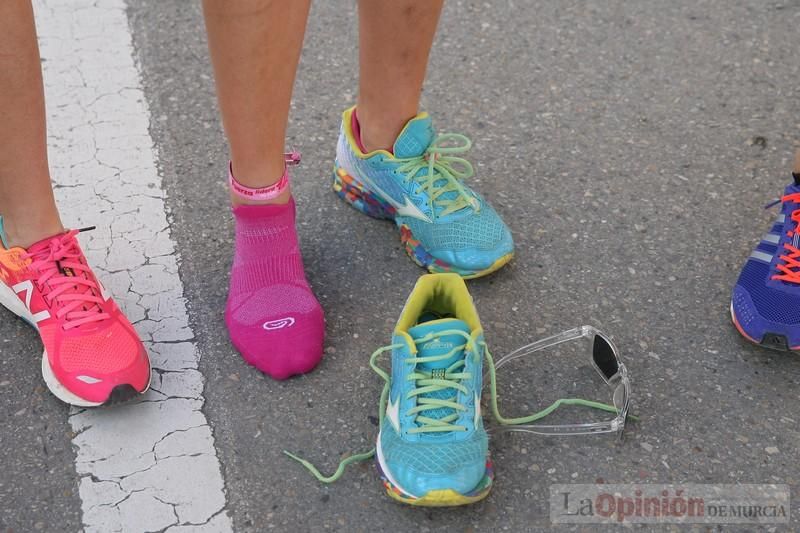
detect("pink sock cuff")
[232,196,295,220]
[228,152,301,202]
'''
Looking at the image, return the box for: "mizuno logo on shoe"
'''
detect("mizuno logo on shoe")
[386,394,401,432]
[351,165,433,223]
[263,317,295,330]
[395,196,433,223]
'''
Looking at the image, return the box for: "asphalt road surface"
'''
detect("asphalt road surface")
[2,0,800,531]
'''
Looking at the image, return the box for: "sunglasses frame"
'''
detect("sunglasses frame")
[490,325,630,438]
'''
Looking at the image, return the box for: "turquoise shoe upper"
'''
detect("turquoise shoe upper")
[335,109,514,273]
[400,195,514,271]
[377,317,489,498]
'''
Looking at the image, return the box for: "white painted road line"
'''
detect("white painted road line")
[35,1,232,531]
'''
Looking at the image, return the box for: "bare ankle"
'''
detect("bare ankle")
[356,106,415,153]
[3,218,64,249]
[360,129,395,153]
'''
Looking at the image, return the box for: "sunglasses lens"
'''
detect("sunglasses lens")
[593,334,619,380]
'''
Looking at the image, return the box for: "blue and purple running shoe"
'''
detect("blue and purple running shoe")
[732,172,800,350]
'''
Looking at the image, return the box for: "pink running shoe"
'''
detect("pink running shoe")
[0,227,151,406]
[225,199,325,379]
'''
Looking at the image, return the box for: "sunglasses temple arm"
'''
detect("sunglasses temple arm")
[488,423,616,436]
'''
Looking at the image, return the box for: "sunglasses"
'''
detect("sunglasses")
[488,325,630,438]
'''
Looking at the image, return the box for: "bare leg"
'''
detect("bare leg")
[202,0,311,205]
[795,148,800,175]
[203,1,324,379]
[357,0,444,152]
[0,1,63,248]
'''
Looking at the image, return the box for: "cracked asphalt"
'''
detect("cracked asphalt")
[3,0,800,531]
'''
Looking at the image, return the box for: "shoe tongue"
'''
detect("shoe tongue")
[392,114,473,218]
[393,114,435,158]
[408,318,470,370]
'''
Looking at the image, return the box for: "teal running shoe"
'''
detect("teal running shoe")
[333,106,514,279]
[288,273,494,506]
[373,273,492,505]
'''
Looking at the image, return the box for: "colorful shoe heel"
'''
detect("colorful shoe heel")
[332,165,396,220]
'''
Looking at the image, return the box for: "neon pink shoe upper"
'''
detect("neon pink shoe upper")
[0,230,150,404]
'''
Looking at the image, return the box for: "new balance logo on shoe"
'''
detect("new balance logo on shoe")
[13,280,50,324]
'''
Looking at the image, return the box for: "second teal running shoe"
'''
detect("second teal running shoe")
[374,273,492,505]
[333,106,514,278]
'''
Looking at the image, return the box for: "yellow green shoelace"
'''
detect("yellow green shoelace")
[394,134,477,218]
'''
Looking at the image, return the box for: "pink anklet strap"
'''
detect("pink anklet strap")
[229,151,301,202]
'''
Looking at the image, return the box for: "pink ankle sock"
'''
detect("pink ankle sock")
[225,198,324,379]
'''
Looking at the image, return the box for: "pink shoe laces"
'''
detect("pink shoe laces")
[24,229,109,330]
